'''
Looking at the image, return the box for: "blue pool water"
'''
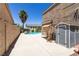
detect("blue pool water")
[25,32,41,34]
[28,32,41,34]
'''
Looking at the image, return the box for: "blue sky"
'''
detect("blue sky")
[8,3,52,26]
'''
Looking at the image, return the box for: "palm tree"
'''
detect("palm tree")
[19,10,28,32]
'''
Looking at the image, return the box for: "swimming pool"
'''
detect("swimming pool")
[28,32,41,34]
[25,32,41,34]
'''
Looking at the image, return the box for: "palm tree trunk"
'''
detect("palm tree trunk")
[22,23,24,33]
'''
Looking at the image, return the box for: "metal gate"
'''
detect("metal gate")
[59,25,66,47]
[56,24,66,47]
[56,25,79,48]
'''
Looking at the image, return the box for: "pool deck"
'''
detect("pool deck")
[10,33,75,56]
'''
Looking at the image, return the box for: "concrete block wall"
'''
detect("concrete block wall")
[0,22,20,55]
[6,23,20,51]
[0,20,5,55]
[0,3,20,55]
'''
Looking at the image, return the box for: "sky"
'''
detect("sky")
[8,3,52,26]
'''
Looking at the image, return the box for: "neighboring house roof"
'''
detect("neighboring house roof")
[43,3,59,15]
[26,24,41,27]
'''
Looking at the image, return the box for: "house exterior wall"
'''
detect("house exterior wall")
[43,3,79,27]
[42,24,51,38]
[0,4,20,55]
[42,3,79,38]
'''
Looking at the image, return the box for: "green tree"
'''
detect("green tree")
[19,10,28,32]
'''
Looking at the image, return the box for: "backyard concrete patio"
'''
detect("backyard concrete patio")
[10,33,75,56]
